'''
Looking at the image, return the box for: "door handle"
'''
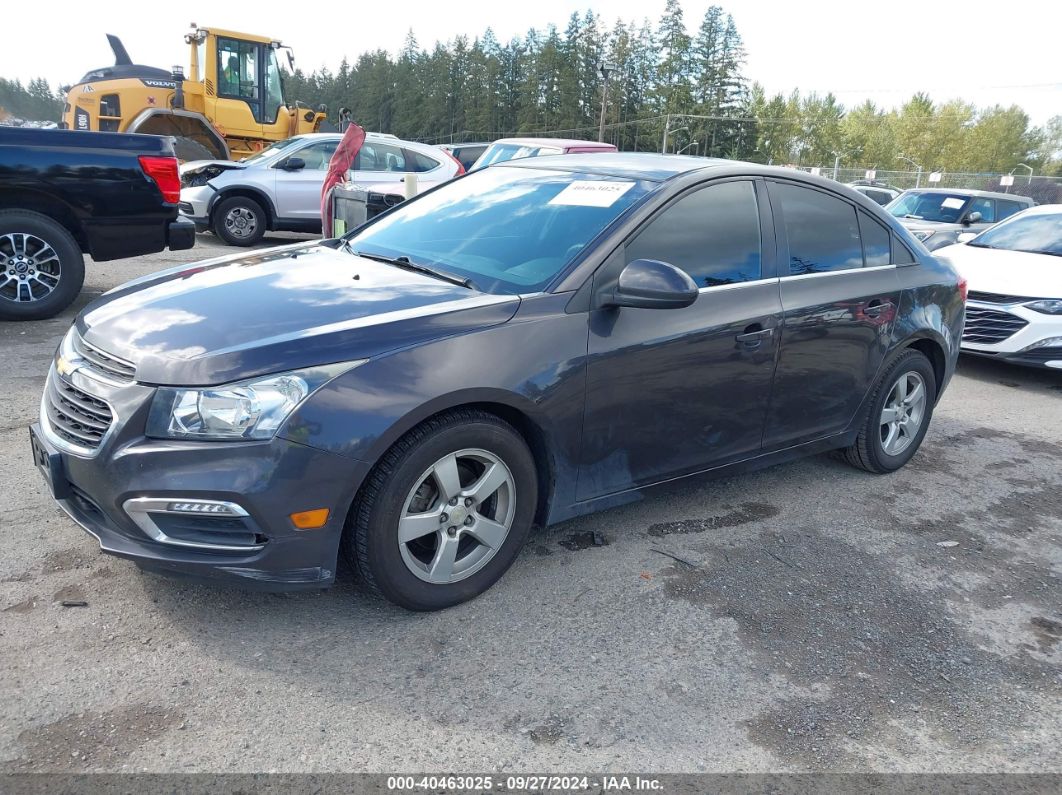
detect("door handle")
[735,324,774,347]
[865,300,894,317]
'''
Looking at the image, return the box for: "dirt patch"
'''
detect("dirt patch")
[3,595,39,614]
[647,502,780,537]
[658,528,1059,767]
[6,703,183,772]
[39,546,97,574]
[52,585,86,604]
[559,531,609,551]
[1030,616,1062,653]
[528,715,569,745]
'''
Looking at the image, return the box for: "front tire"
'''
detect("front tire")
[840,349,937,474]
[0,210,85,321]
[345,410,538,611]
[213,196,266,247]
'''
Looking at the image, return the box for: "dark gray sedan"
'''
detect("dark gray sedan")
[31,154,964,610]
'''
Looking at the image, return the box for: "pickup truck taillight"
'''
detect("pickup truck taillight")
[138,155,181,204]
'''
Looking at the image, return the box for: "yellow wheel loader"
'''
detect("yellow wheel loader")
[61,25,327,161]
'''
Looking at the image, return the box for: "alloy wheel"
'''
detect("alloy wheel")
[223,207,258,239]
[0,232,61,304]
[880,371,927,456]
[397,448,516,584]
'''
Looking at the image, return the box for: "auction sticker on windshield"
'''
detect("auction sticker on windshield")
[942,197,966,210]
[549,180,635,207]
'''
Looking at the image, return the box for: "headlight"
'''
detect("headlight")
[1026,299,1062,315]
[146,361,365,441]
[912,230,935,242]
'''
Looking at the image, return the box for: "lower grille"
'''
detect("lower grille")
[1010,346,1062,365]
[963,306,1028,345]
[967,290,1038,304]
[45,374,113,451]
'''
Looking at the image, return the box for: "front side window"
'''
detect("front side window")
[265,48,284,118]
[291,140,339,171]
[775,183,863,275]
[968,197,996,223]
[626,180,762,287]
[344,167,652,294]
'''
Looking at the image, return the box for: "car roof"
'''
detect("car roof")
[290,131,401,142]
[490,137,617,149]
[499,153,754,182]
[1007,203,1061,217]
[902,187,1034,202]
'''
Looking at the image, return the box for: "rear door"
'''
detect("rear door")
[762,180,903,449]
[578,178,782,500]
[351,141,409,194]
[272,139,339,220]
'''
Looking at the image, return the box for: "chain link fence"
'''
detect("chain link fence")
[792,166,1062,204]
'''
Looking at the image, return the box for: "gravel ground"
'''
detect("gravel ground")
[1,233,1060,773]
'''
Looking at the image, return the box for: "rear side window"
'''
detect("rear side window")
[774,183,863,275]
[405,149,443,173]
[892,235,916,264]
[996,199,1026,221]
[858,211,891,267]
[626,180,762,287]
[355,143,407,172]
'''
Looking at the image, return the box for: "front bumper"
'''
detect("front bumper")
[961,299,1062,369]
[34,364,370,589]
[179,185,215,231]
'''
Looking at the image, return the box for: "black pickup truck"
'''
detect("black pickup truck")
[0,128,195,320]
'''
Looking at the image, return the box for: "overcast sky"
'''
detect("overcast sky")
[3,0,1059,124]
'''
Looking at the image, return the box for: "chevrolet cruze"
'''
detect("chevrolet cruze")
[31,154,965,610]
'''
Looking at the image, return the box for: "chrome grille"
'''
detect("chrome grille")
[72,332,136,382]
[963,306,1028,345]
[45,373,113,451]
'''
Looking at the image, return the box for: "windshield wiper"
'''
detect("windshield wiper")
[347,246,477,289]
[1024,249,1062,257]
[903,214,924,220]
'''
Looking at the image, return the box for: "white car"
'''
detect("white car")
[179,133,463,246]
[935,205,1062,368]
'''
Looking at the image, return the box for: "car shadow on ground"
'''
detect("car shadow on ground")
[955,354,1062,393]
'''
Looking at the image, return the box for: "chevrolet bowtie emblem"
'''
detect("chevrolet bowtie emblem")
[56,356,76,376]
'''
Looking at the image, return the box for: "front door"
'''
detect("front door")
[762,180,903,448]
[577,179,782,501]
[272,139,340,221]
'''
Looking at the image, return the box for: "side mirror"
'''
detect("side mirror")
[279,157,306,171]
[962,211,982,226]
[602,259,698,310]
[956,231,977,244]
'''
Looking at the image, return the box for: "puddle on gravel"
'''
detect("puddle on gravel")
[647,502,780,537]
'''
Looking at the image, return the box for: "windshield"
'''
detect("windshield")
[887,192,971,223]
[239,137,303,164]
[970,212,1062,256]
[344,167,653,294]
[471,143,565,171]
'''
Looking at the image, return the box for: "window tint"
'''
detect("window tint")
[968,197,996,223]
[892,235,916,264]
[405,149,443,173]
[858,211,891,266]
[355,143,407,172]
[775,183,863,275]
[996,199,1026,221]
[626,180,761,287]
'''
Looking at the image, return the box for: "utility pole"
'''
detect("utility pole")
[661,114,670,154]
[832,155,840,181]
[597,62,617,143]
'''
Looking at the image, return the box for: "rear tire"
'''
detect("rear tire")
[345,410,538,611]
[840,349,937,474]
[0,210,85,321]
[172,137,216,163]
[212,196,266,247]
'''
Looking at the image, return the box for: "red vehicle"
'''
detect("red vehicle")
[470,137,617,171]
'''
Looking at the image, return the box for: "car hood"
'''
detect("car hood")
[935,243,1062,299]
[77,242,520,386]
[179,159,246,176]
[896,217,964,232]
